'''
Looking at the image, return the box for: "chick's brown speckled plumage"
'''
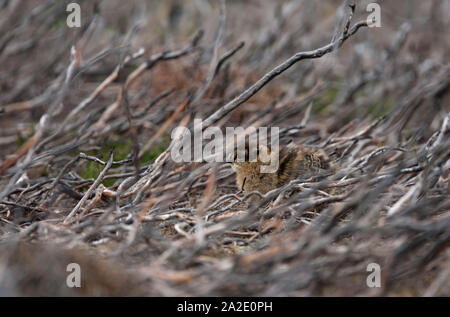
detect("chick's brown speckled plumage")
[231,143,335,196]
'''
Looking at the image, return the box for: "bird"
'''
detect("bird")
[230,142,335,200]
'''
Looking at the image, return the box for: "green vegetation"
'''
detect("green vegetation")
[140,133,171,164]
[312,87,338,115]
[369,98,395,119]
[16,123,35,147]
[50,15,68,31]
[81,138,131,187]
[79,134,170,187]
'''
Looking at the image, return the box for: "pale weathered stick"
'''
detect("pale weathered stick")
[203,5,367,127]
[64,151,114,223]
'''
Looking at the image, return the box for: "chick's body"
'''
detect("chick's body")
[231,144,335,195]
